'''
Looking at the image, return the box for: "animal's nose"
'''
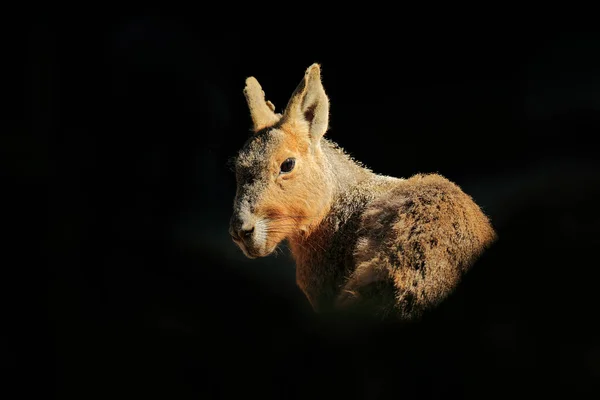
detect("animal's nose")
[238,226,254,239]
[230,225,254,241]
[229,216,255,241]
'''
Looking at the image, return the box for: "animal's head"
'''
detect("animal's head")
[229,63,333,258]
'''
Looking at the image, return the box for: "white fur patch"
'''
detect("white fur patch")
[253,218,268,250]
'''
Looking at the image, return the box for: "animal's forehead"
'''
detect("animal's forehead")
[236,129,285,169]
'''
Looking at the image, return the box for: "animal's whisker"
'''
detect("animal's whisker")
[264,224,300,230]
[267,215,323,220]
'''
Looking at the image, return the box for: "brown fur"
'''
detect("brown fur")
[230,63,496,320]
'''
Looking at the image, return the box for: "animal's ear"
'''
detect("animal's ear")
[281,63,330,142]
[243,77,281,132]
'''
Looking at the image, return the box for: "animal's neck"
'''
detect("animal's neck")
[286,139,381,310]
[293,138,376,242]
[320,138,374,195]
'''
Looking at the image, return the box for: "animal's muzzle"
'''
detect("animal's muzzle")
[229,214,255,244]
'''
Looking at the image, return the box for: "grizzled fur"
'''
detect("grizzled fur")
[229,63,496,320]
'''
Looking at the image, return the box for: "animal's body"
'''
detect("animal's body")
[229,63,496,320]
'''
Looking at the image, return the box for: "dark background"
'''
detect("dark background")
[7,17,600,398]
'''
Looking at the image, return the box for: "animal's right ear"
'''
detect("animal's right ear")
[243,77,281,132]
[281,63,330,143]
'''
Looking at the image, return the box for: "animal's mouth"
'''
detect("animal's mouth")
[231,236,276,259]
[231,236,259,259]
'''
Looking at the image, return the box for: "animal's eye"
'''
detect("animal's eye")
[280,158,296,174]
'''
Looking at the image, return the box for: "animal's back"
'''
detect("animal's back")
[340,173,496,319]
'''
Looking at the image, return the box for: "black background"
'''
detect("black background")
[8,17,600,398]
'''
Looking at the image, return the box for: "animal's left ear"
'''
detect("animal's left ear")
[244,77,281,132]
[281,63,330,143]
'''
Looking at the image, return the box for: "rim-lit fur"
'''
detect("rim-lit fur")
[230,64,496,320]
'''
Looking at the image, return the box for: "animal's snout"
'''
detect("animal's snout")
[229,215,255,242]
[239,226,254,239]
[231,225,255,241]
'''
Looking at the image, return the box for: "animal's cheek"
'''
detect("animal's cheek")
[276,171,296,187]
[275,174,297,190]
[255,187,284,213]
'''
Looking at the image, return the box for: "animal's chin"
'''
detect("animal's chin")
[233,239,278,259]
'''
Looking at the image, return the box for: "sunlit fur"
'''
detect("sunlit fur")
[231,125,333,258]
[230,64,497,320]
